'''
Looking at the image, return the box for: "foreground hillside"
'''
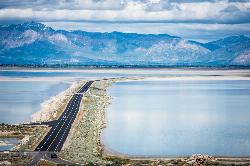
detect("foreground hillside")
[0,22,249,67]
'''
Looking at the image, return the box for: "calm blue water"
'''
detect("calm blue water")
[0,69,214,79]
[102,80,250,157]
[0,69,175,124]
[0,138,19,151]
[0,70,125,78]
[0,81,69,124]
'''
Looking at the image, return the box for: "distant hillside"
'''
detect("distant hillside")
[0,22,250,67]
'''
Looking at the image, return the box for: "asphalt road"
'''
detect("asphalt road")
[34,81,93,152]
[28,151,73,166]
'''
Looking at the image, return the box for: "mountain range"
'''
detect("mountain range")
[0,22,250,67]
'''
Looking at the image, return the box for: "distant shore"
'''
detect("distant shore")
[1,72,250,165]
[31,80,86,122]
[1,65,250,71]
[1,67,250,81]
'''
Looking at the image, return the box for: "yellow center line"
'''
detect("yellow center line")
[46,99,78,150]
[39,96,76,149]
[45,82,90,151]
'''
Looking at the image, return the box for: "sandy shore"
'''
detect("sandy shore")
[31,80,86,122]
[1,68,250,81]
[1,67,250,74]
[60,79,116,165]
[1,71,250,165]
[58,77,250,165]
[1,80,87,153]
[141,75,250,81]
[1,72,249,164]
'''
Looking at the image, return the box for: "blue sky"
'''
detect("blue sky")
[0,0,249,42]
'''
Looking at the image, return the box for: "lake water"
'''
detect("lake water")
[0,69,154,124]
[1,69,250,156]
[0,81,69,124]
[0,138,19,151]
[102,80,250,157]
[1,69,250,80]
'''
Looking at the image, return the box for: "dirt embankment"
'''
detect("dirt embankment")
[60,79,114,165]
[31,80,86,122]
[60,78,250,166]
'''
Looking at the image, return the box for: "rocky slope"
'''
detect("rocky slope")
[0,22,249,66]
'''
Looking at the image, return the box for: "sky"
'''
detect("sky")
[0,0,249,42]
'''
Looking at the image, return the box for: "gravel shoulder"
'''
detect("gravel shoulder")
[1,77,249,165]
[60,78,250,166]
[31,80,86,122]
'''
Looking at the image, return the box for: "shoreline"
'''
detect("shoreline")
[103,146,250,159]
[59,77,250,165]
[0,79,87,154]
[101,78,250,160]
[60,79,117,165]
[1,75,250,165]
[26,72,250,124]
[1,67,250,74]
[1,66,250,71]
[31,80,86,122]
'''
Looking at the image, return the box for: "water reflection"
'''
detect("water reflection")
[0,138,19,151]
[102,80,250,157]
[0,81,69,124]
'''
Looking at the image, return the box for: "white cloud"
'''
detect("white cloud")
[145,0,177,11]
[0,0,250,41]
[58,0,127,10]
[0,0,127,10]
[0,0,249,23]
